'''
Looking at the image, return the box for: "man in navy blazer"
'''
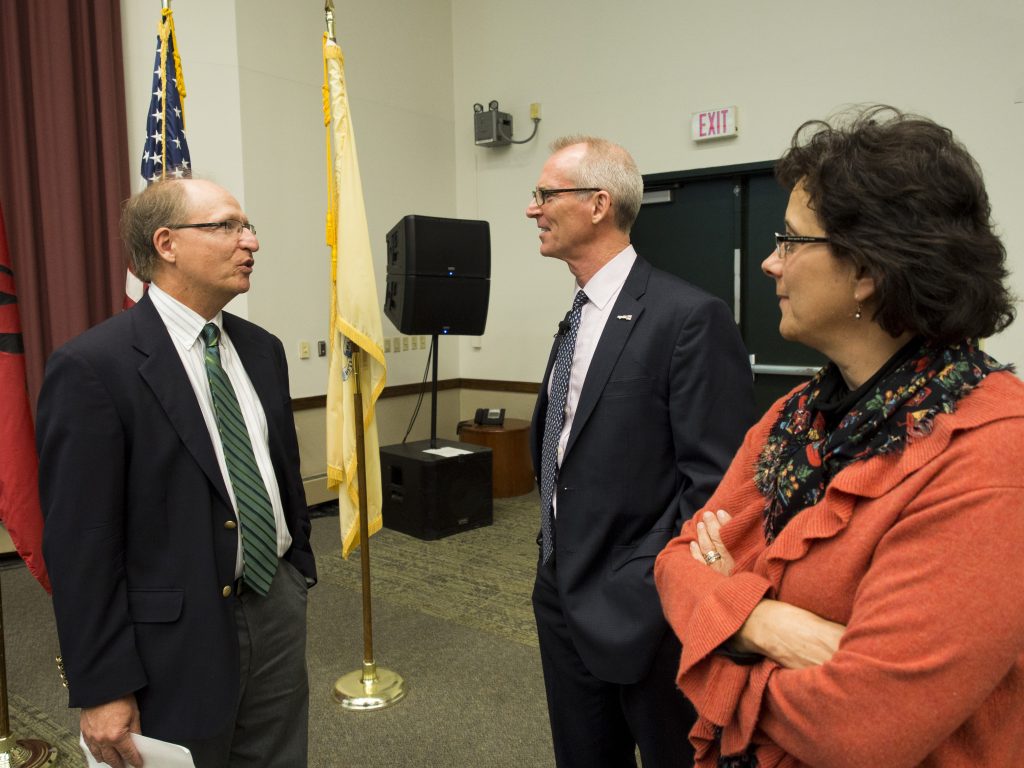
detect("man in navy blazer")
[37,178,315,768]
[527,136,755,767]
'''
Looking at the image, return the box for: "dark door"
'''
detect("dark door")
[631,162,824,413]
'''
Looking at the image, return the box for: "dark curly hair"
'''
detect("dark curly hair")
[776,105,1015,344]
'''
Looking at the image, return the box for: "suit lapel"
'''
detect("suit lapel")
[223,314,286,472]
[563,258,650,460]
[133,296,233,508]
[223,314,276,422]
[531,320,566,469]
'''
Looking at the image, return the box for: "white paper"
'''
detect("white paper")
[80,732,195,767]
[423,446,471,457]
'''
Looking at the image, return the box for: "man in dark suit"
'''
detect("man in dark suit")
[37,178,316,768]
[526,136,755,767]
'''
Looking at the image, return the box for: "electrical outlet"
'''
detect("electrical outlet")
[393,336,401,353]
[298,341,310,360]
[530,102,541,120]
[418,335,427,349]
[402,337,410,352]
[317,340,326,357]
[384,338,392,353]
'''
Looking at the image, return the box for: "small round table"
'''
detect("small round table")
[457,418,535,498]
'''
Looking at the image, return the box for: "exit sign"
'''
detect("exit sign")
[691,106,738,142]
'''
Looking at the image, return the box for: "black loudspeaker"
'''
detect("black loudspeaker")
[384,215,490,335]
[379,439,493,540]
[386,214,490,277]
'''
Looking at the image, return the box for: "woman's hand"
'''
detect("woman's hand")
[689,509,735,575]
[687,508,846,669]
[733,600,846,669]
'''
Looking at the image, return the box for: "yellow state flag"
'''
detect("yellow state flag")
[323,35,387,558]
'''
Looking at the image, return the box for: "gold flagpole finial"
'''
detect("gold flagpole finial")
[325,0,336,42]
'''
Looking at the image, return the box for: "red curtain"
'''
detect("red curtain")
[0,0,131,406]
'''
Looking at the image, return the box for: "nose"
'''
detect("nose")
[240,228,259,252]
[526,199,541,219]
[762,247,782,278]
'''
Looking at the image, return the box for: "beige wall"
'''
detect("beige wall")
[451,0,1024,377]
[294,390,478,505]
[121,0,459,399]
[121,0,1024,491]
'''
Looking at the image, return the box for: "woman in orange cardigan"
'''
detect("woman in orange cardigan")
[654,105,1024,768]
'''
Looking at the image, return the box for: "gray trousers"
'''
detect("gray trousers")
[180,559,310,768]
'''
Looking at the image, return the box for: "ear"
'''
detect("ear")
[853,269,877,303]
[590,190,612,225]
[152,226,177,265]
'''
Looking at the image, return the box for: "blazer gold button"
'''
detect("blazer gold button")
[222,586,232,597]
[224,520,237,530]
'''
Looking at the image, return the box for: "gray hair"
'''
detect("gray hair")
[120,179,190,282]
[550,135,643,232]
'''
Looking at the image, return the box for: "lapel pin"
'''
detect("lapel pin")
[616,314,633,321]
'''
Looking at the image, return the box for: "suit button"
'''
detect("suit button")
[224,520,237,530]
[222,586,232,597]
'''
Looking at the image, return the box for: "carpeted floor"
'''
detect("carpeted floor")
[1,491,555,767]
[315,493,540,647]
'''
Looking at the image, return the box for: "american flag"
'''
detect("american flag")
[128,9,191,306]
[141,10,190,182]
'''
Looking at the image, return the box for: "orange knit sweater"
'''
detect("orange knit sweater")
[655,371,1024,768]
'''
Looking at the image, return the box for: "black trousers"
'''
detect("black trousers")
[533,557,697,768]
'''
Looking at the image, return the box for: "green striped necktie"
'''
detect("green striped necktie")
[201,323,277,595]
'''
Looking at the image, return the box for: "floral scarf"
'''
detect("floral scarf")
[753,338,1006,544]
[718,338,1009,767]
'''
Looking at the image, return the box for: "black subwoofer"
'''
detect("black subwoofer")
[379,439,493,540]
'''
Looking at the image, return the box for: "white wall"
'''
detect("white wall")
[122,0,249,317]
[452,0,1024,375]
[121,0,458,398]
[123,0,1024,397]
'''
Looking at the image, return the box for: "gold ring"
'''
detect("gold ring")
[703,550,722,565]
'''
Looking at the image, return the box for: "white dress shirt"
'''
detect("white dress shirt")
[549,245,637,515]
[149,284,293,577]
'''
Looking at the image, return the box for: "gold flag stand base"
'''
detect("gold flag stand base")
[0,734,57,768]
[333,662,405,711]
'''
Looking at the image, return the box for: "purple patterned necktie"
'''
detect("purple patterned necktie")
[539,290,588,564]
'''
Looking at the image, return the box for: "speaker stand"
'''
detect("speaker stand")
[430,333,439,448]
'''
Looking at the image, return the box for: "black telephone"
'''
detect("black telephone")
[474,408,505,426]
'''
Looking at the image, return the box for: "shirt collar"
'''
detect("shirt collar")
[577,245,636,310]
[148,283,225,350]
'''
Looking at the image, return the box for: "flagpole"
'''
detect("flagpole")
[332,347,405,710]
[0,578,56,766]
[325,0,335,41]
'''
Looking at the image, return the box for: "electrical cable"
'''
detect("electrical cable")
[400,340,433,443]
[498,117,540,145]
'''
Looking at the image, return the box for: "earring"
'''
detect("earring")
[854,303,863,320]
